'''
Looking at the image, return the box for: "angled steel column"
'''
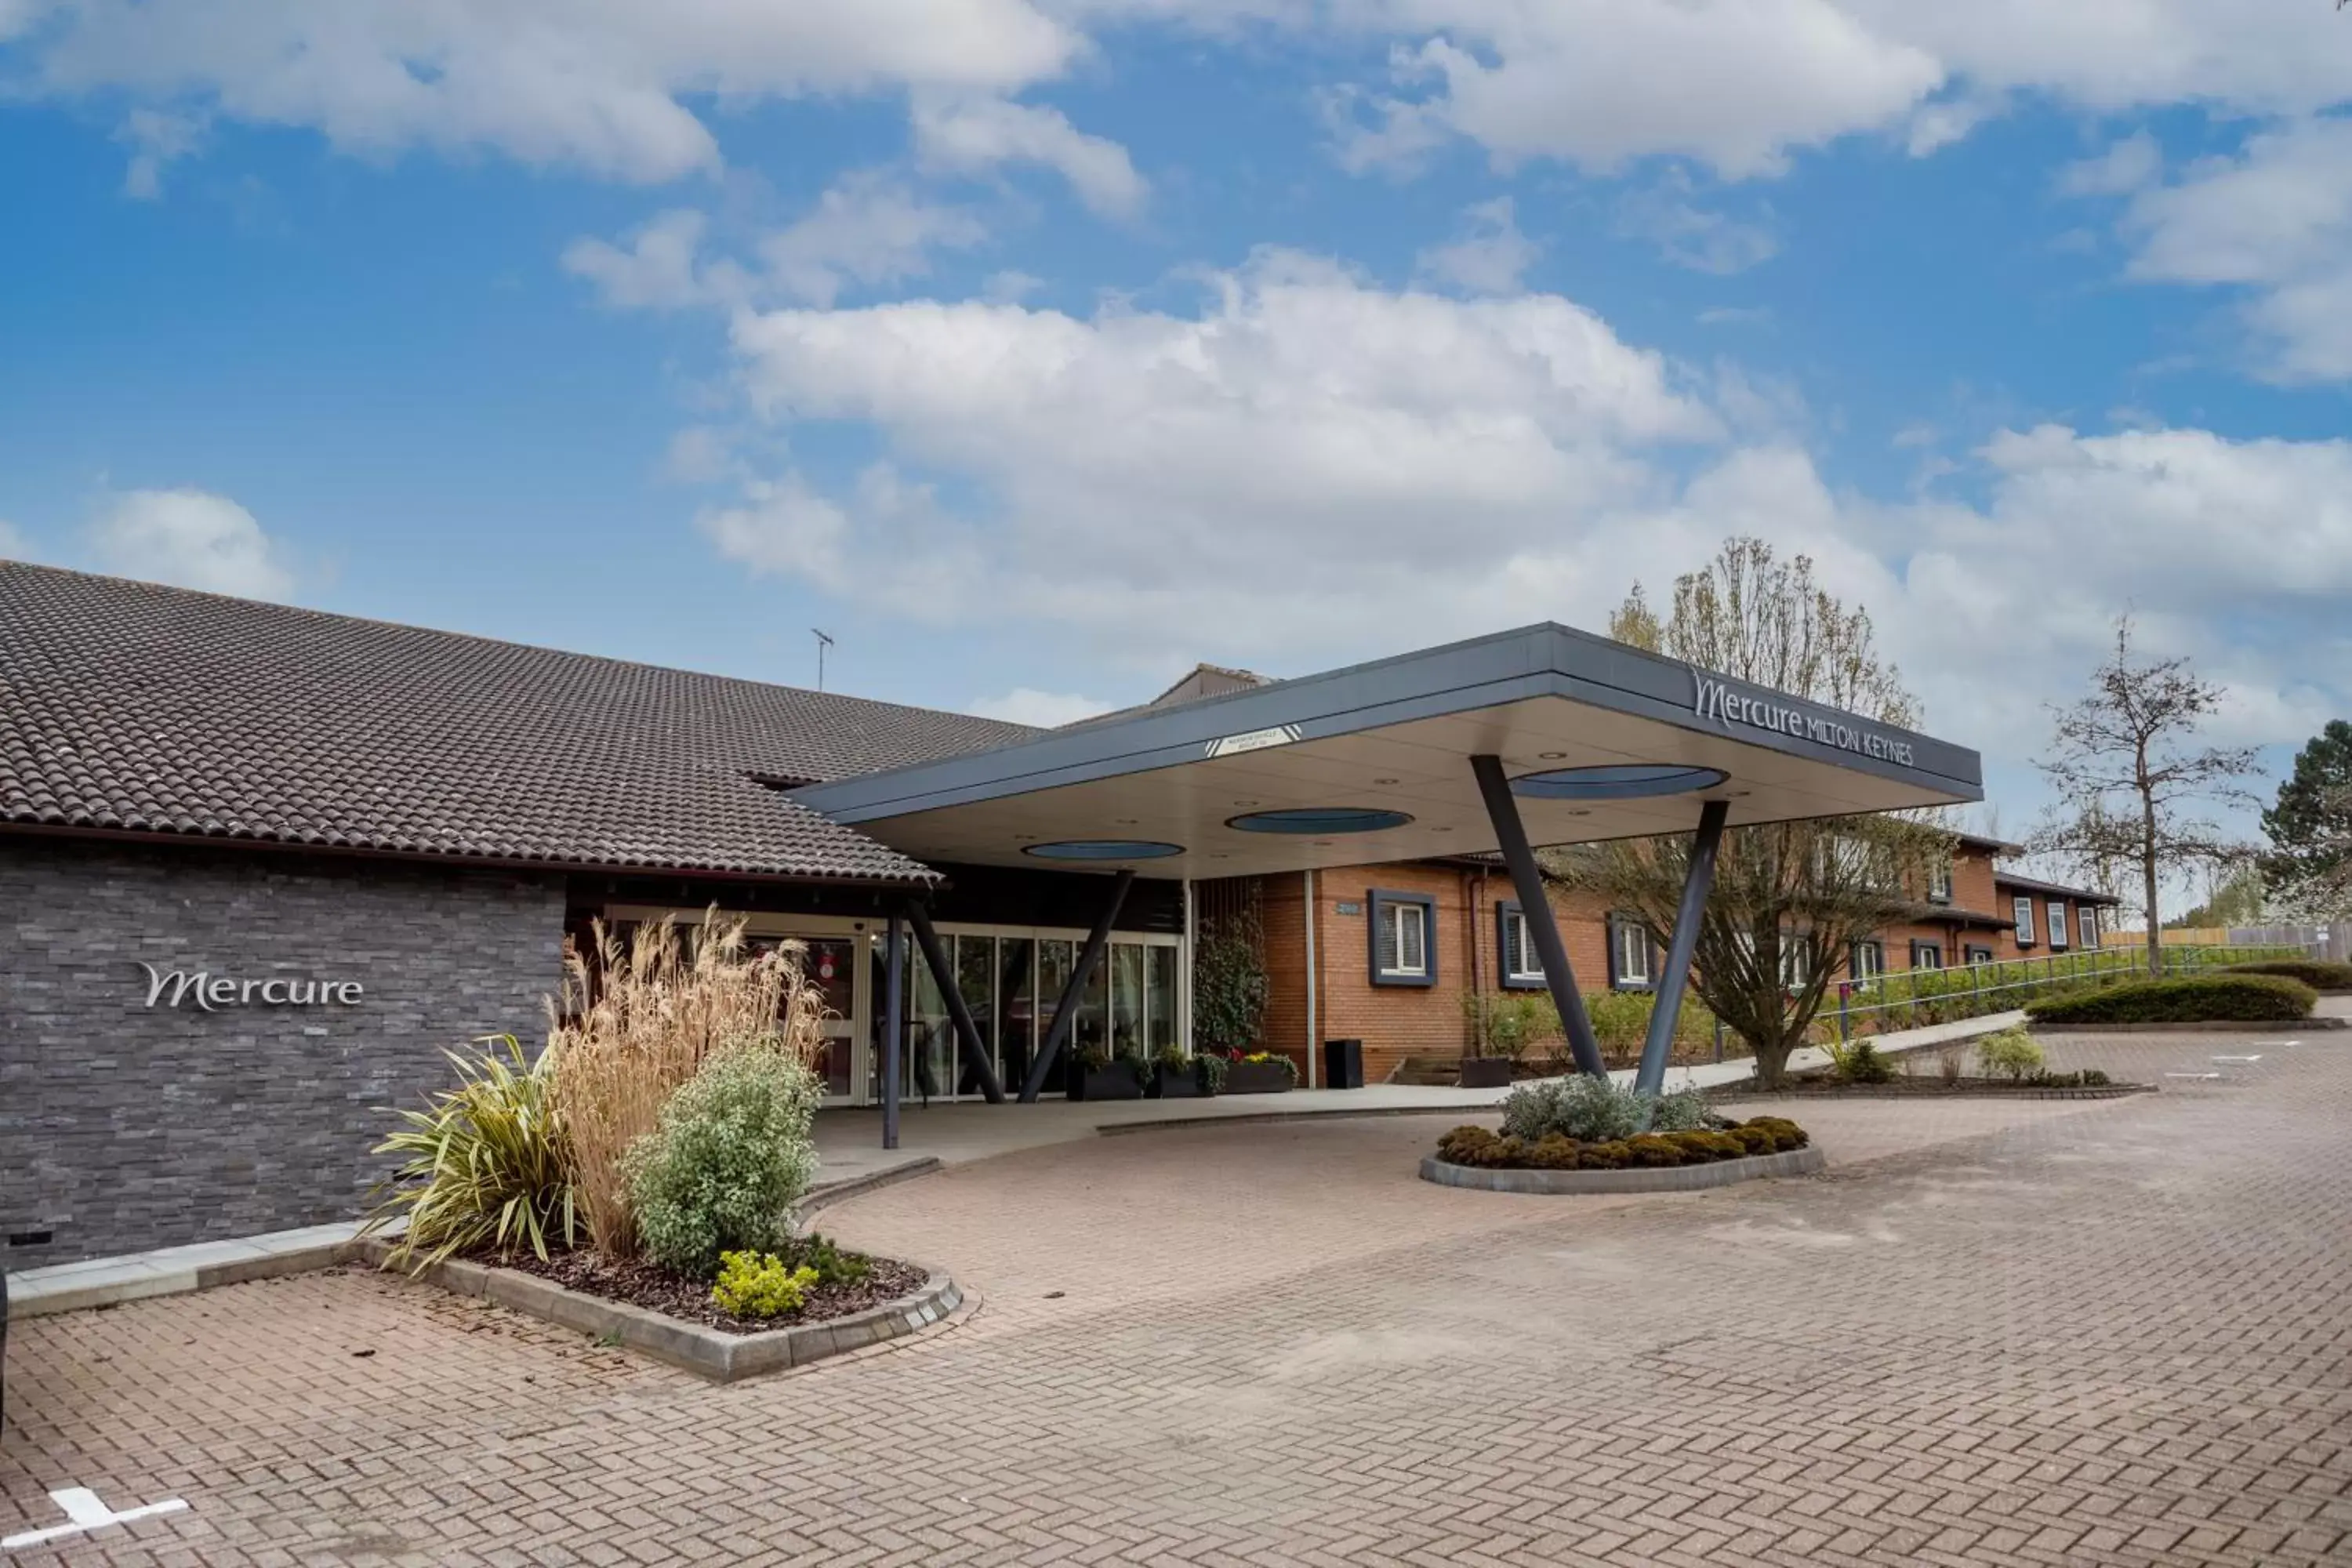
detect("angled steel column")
[1634,797,1730,1099]
[1019,869,1134,1103]
[882,910,904,1149]
[906,898,1004,1105]
[1470,753,1606,1079]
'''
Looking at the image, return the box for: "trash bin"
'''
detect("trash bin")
[1323,1037,1365,1090]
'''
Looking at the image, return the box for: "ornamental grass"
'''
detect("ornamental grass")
[368,1033,578,1272]
[549,913,828,1258]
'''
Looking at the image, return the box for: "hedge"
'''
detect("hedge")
[2026,974,2317,1025]
[1435,1116,1809,1172]
[2224,959,2352,993]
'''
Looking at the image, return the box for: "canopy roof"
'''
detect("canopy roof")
[794,624,1982,879]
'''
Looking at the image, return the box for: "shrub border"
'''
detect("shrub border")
[2026,1017,2347,1034]
[354,1236,960,1382]
[1418,1144,1824,1194]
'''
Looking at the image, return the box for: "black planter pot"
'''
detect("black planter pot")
[1070,1061,1146,1102]
[1457,1057,1515,1088]
[1223,1059,1296,1095]
[1149,1065,1208,1098]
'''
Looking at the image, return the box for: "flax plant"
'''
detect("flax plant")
[549,913,827,1257]
[368,1033,577,1272]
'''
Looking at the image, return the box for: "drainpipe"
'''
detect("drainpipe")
[1302,869,1318,1088]
[1468,866,1485,1053]
[1181,877,1196,1055]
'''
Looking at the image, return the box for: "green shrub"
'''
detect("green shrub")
[785,1232,871,1286]
[1742,1116,1809,1152]
[1196,1053,1229,1094]
[626,1044,821,1279]
[1462,990,1559,1062]
[1826,1039,1895,1084]
[1500,1076,1646,1143]
[2224,960,2352,992]
[2025,974,2316,1025]
[1729,1124,1776,1156]
[369,1034,578,1271]
[1975,1028,2045,1080]
[1646,1084,1713,1132]
[710,1250,821,1319]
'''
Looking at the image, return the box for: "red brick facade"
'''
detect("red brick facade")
[1236,837,2114,1083]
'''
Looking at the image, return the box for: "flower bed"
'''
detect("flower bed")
[501,1235,924,1336]
[1743,1070,2145,1100]
[1435,1116,1809,1172]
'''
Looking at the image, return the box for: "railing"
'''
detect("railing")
[1823,941,2318,1043]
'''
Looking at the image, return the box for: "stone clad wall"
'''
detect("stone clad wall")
[0,834,566,1266]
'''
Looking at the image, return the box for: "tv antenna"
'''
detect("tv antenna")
[811,628,836,691]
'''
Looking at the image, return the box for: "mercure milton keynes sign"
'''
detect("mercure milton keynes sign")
[1692,671,1915,768]
[139,963,365,1011]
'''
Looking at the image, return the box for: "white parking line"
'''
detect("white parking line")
[1,1488,187,1551]
[2165,1072,2223,1081]
[2212,1054,2263,1063]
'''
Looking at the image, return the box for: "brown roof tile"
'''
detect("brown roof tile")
[0,562,1038,882]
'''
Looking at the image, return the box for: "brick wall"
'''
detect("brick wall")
[1,834,566,1266]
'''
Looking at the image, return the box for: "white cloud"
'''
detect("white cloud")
[10,0,1079,182]
[913,96,1146,218]
[563,209,751,310]
[0,517,30,560]
[113,107,204,198]
[85,488,296,600]
[759,174,988,307]
[698,473,852,593]
[968,688,1106,727]
[1613,176,1780,274]
[1287,0,2352,178]
[2107,118,2352,382]
[2056,131,2162,198]
[1414,197,1537,295]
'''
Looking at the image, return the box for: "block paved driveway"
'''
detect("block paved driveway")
[5,1029,2351,1566]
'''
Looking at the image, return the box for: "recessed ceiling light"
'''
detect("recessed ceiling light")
[1433,826,1454,833]
[1312,840,1334,847]
[1731,790,1752,798]
[1568,809,1592,817]
[1539,751,1568,760]
[1374,777,1399,786]
[1116,818,1140,826]
[1233,800,1259,808]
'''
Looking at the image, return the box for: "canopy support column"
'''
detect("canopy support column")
[1019,870,1134,1103]
[1471,753,1606,1080]
[906,898,1004,1105]
[1634,797,1730,1099]
[882,909,905,1149]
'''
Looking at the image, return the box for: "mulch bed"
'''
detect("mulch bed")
[1718,1075,2150,1100]
[496,1247,927,1336]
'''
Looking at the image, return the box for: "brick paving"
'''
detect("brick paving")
[5,1029,2351,1565]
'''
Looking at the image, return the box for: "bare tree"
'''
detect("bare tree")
[1559,538,1950,1089]
[2031,617,2261,977]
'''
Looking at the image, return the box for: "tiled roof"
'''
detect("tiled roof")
[1993,869,2122,906]
[0,562,1040,882]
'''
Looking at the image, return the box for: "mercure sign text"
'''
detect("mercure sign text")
[139,963,364,1011]
[1693,673,1915,768]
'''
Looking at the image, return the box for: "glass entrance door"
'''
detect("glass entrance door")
[800,936,861,1103]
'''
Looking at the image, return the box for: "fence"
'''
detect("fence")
[1823,940,2317,1044]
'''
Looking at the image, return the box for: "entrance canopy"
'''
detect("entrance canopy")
[793,624,1981,878]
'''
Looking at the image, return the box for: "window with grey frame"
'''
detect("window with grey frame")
[1928,858,1954,904]
[2078,906,2100,949]
[1497,900,1545,989]
[2013,895,2036,946]
[2048,899,2070,949]
[1370,890,1436,987]
[1848,938,1886,989]
[1965,944,1996,965]
[1910,940,1945,970]
[1606,913,1654,991]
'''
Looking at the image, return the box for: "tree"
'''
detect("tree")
[2031,617,2261,977]
[1559,537,1950,1090]
[2260,720,2352,916]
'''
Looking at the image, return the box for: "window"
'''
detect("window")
[2013,895,2036,946]
[1497,902,1545,989]
[1848,939,1885,988]
[1965,945,1995,966]
[1928,858,1954,904]
[1779,932,1810,990]
[2079,906,2100,949]
[2048,900,2070,949]
[1607,913,1653,991]
[1370,890,1436,987]
[1910,941,1945,970]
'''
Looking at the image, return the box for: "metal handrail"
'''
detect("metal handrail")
[1827,941,2319,1042]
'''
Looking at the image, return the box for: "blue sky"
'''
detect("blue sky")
[3,1,2350,877]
